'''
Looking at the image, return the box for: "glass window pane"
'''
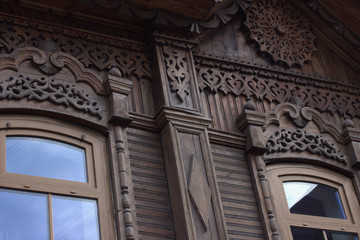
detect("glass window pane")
[6,136,87,182]
[283,182,345,219]
[291,227,325,240]
[0,189,49,240]
[326,231,359,240]
[52,195,100,240]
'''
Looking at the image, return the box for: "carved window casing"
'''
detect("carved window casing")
[267,164,360,240]
[0,115,115,239]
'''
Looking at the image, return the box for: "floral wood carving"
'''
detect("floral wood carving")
[163,46,191,102]
[0,17,152,81]
[195,54,360,118]
[0,74,103,119]
[244,0,316,66]
[266,129,347,164]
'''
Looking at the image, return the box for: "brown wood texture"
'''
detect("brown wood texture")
[211,143,265,240]
[127,128,176,240]
[198,16,360,87]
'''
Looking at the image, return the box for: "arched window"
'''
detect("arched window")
[0,115,115,240]
[267,164,360,240]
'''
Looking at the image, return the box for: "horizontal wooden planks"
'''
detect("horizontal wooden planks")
[211,143,265,240]
[127,128,176,240]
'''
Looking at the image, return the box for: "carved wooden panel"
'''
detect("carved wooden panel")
[127,128,176,240]
[211,143,265,240]
[0,15,156,115]
[196,54,360,120]
[266,129,347,164]
[198,16,360,86]
[0,74,103,119]
[244,0,316,66]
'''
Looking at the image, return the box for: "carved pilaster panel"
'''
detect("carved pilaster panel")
[158,109,227,240]
[153,35,202,112]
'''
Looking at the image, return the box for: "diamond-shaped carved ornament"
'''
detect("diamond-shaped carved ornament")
[188,155,212,231]
[244,0,316,66]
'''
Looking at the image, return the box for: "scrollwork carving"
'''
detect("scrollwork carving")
[266,129,347,164]
[0,74,103,119]
[244,0,316,66]
[0,17,152,82]
[163,46,191,102]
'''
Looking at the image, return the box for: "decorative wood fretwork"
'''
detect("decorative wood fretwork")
[244,0,316,66]
[163,46,191,102]
[0,16,152,81]
[195,54,360,118]
[266,129,347,164]
[0,74,103,119]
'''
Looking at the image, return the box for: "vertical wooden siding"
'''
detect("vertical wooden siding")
[211,143,265,240]
[127,128,176,240]
[199,16,360,88]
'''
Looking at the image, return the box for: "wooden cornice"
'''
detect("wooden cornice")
[317,0,360,40]
[288,0,360,72]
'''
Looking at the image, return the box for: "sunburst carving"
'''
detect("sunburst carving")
[244,0,316,66]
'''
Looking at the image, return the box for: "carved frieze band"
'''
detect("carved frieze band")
[0,16,152,81]
[163,46,191,102]
[266,129,347,164]
[0,74,103,119]
[195,54,360,118]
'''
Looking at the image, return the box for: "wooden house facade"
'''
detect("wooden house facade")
[0,0,360,239]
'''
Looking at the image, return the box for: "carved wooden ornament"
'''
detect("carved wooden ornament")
[266,129,347,164]
[188,155,211,231]
[244,0,316,66]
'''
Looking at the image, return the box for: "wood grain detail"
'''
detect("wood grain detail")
[127,128,176,240]
[211,143,265,240]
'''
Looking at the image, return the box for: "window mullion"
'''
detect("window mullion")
[48,193,54,240]
[323,230,329,240]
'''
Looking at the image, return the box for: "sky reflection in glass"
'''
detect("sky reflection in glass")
[283,182,345,219]
[0,189,49,240]
[53,196,100,240]
[6,136,87,182]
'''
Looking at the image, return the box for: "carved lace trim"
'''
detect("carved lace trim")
[0,74,103,119]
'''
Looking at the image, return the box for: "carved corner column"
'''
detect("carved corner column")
[104,66,138,240]
[237,105,281,240]
[152,34,228,239]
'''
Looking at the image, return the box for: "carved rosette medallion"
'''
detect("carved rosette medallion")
[244,0,316,66]
[266,129,347,164]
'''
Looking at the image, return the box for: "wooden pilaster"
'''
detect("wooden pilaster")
[152,34,228,240]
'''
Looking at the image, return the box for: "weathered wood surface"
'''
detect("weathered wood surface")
[127,128,176,240]
[198,16,360,87]
[211,143,265,240]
